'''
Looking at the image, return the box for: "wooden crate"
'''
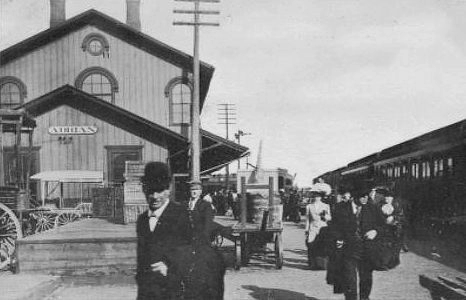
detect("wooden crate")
[123,204,148,224]
[123,181,145,204]
[124,161,146,182]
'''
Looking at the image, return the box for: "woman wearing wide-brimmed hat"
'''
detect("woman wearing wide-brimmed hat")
[305,190,332,270]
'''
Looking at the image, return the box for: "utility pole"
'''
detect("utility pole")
[234,129,251,169]
[173,0,219,189]
[217,103,236,190]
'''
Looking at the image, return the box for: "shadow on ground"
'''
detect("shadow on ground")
[242,285,318,300]
[406,236,466,273]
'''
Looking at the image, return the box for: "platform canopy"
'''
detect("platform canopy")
[30,170,103,183]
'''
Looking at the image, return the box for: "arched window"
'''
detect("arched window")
[75,67,118,103]
[165,77,193,125]
[0,76,27,109]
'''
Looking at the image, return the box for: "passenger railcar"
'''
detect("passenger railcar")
[316,119,466,220]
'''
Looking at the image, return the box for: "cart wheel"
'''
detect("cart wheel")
[274,233,283,269]
[55,211,80,227]
[234,236,242,270]
[240,233,249,265]
[0,203,22,271]
[33,212,56,233]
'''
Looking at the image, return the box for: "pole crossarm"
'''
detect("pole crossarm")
[173,21,220,26]
[174,9,220,14]
[175,0,220,2]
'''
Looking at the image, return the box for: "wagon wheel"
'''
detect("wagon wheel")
[55,211,80,227]
[0,203,22,270]
[33,211,56,233]
[274,232,283,269]
[234,235,242,270]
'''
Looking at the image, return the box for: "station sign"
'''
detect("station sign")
[48,126,98,135]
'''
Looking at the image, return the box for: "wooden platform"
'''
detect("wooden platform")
[16,218,137,273]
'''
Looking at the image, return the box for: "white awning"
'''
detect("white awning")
[30,170,103,183]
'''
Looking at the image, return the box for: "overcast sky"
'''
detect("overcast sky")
[2,0,466,186]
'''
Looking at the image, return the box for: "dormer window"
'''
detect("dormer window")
[0,76,27,109]
[81,33,110,57]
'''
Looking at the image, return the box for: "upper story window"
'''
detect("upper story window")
[0,76,27,109]
[81,33,110,57]
[75,67,118,103]
[165,77,193,126]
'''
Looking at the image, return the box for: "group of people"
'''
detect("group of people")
[135,162,409,300]
[202,189,239,218]
[280,188,302,223]
[304,185,407,300]
[136,161,225,299]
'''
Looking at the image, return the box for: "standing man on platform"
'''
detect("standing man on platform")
[188,182,214,246]
[329,192,384,300]
[135,161,190,300]
[179,181,225,299]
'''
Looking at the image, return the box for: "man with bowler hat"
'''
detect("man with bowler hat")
[135,161,190,299]
[330,191,384,300]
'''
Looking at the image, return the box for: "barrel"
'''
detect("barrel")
[252,193,269,224]
[246,192,282,227]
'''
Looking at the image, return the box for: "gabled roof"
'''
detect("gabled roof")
[19,85,248,173]
[0,9,214,107]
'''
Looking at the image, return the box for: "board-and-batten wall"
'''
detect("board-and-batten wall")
[0,25,191,178]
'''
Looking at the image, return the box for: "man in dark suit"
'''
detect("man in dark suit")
[188,182,214,246]
[177,182,225,300]
[136,162,190,300]
[331,193,384,300]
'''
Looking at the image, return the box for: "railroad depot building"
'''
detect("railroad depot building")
[0,0,248,206]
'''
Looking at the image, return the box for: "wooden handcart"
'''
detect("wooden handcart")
[232,177,284,270]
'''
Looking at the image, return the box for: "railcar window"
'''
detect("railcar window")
[447,157,453,175]
[433,159,444,177]
[402,165,408,177]
[411,163,419,179]
[421,161,431,179]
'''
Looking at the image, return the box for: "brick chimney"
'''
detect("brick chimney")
[50,0,66,27]
[126,0,141,31]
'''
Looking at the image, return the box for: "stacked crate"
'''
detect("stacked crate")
[121,161,148,224]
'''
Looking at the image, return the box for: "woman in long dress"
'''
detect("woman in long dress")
[377,191,404,270]
[305,190,332,269]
